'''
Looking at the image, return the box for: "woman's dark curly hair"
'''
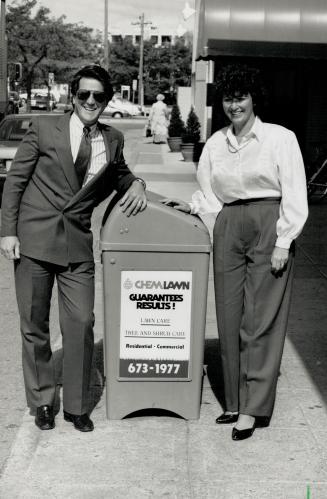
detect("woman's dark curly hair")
[215,64,266,109]
[70,65,114,103]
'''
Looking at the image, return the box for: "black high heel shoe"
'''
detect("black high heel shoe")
[215,412,239,424]
[232,422,256,441]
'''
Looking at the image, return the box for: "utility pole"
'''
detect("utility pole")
[132,13,152,108]
[103,0,109,70]
[0,0,7,120]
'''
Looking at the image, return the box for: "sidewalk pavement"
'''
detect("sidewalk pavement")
[0,138,326,499]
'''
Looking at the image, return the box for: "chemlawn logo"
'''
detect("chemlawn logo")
[123,279,190,291]
[123,279,133,290]
[135,280,190,290]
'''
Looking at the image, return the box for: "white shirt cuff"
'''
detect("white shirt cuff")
[275,236,292,249]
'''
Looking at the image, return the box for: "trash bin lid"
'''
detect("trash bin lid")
[100,191,211,253]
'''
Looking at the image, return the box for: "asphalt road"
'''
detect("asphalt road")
[0,118,146,475]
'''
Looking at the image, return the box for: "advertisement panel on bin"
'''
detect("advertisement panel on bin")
[120,270,192,379]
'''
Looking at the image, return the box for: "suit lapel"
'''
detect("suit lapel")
[99,122,119,163]
[54,112,80,194]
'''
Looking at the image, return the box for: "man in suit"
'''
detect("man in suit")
[0,65,147,432]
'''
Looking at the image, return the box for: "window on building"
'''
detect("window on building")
[112,35,123,44]
[161,36,172,46]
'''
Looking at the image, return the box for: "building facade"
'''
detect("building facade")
[109,33,177,47]
[192,0,327,164]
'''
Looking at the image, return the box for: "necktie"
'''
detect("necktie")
[74,126,91,187]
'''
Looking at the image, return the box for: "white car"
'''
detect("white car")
[104,98,142,118]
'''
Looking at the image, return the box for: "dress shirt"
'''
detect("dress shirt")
[190,116,308,249]
[70,113,107,185]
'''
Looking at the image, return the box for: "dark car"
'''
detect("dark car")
[0,113,57,181]
[31,93,57,111]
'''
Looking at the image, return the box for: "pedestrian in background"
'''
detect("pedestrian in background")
[0,64,147,433]
[148,93,169,144]
[161,64,308,440]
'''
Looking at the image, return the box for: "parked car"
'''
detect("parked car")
[104,98,142,118]
[31,92,57,111]
[0,113,57,181]
[19,90,57,110]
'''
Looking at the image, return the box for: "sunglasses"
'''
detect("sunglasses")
[76,89,107,104]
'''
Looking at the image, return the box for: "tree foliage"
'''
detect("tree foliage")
[143,38,192,104]
[6,0,100,97]
[168,104,186,137]
[107,37,192,103]
[6,1,192,104]
[107,38,139,92]
[182,107,201,143]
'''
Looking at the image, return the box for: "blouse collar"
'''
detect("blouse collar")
[226,116,265,150]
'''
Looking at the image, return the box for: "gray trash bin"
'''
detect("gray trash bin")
[100,191,211,419]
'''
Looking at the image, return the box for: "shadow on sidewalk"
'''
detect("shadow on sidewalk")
[204,338,225,409]
[288,204,327,405]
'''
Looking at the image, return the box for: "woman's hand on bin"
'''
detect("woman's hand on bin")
[160,198,191,214]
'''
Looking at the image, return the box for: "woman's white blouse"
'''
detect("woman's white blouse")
[190,117,308,249]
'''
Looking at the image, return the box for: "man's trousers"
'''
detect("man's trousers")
[14,255,95,415]
[213,199,294,418]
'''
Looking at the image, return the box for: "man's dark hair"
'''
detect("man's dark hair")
[71,65,114,102]
[215,64,266,110]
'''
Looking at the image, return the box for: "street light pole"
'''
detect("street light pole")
[132,13,152,108]
[103,0,109,70]
[0,0,7,120]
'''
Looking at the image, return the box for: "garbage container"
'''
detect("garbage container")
[100,191,211,420]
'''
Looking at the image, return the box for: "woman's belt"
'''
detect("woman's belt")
[224,197,281,207]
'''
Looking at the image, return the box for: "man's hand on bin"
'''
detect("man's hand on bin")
[120,180,147,217]
[160,198,191,214]
[0,236,20,260]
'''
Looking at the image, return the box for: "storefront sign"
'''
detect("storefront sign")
[119,270,192,379]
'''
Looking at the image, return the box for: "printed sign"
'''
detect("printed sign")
[119,270,193,379]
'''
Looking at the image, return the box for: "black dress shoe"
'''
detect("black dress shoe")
[215,412,239,424]
[232,423,255,441]
[63,411,94,432]
[35,405,55,430]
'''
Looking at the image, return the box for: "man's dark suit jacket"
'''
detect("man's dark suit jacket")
[1,112,136,266]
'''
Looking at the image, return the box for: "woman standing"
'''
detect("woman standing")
[162,65,308,440]
[148,94,169,144]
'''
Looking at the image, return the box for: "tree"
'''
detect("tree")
[182,107,201,143]
[143,37,192,104]
[168,104,185,137]
[107,38,139,93]
[6,0,100,107]
[109,36,192,104]
[5,1,193,106]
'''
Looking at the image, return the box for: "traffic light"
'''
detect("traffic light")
[15,62,22,81]
[7,62,23,82]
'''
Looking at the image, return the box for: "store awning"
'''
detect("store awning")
[196,0,327,59]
